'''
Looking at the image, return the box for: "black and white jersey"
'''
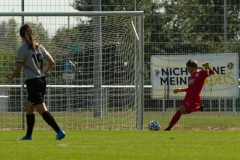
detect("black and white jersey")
[16,43,52,80]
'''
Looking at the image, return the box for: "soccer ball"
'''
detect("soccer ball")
[148,120,161,131]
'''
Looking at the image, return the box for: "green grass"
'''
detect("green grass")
[1,130,240,160]
[2,111,240,130]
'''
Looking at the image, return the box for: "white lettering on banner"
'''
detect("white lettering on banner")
[150,53,239,99]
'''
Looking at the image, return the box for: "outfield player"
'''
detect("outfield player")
[7,24,66,140]
[164,59,214,131]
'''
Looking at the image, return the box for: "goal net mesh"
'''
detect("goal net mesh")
[0,13,142,130]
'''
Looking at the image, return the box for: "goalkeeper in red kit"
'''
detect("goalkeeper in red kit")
[164,59,214,131]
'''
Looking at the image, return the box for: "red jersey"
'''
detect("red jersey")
[183,69,214,103]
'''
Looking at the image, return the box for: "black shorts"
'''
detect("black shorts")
[26,77,46,106]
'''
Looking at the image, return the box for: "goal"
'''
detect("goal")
[0,11,144,130]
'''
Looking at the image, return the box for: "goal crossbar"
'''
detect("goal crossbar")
[0,11,144,17]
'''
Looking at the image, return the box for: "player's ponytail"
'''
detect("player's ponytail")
[20,24,38,51]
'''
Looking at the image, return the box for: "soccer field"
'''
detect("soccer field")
[0,130,240,160]
[1,110,240,130]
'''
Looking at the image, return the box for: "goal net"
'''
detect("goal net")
[0,12,144,130]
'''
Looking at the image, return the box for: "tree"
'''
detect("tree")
[0,18,19,84]
[72,0,136,11]
[158,0,240,54]
[72,0,240,53]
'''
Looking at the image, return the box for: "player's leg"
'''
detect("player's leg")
[195,104,204,111]
[20,100,35,140]
[192,102,204,112]
[25,100,35,136]
[35,102,60,133]
[164,106,187,131]
[34,102,65,140]
[28,77,65,140]
[38,77,65,140]
[165,101,202,131]
[20,79,36,140]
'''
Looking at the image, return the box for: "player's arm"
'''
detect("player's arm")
[41,46,55,74]
[8,63,23,82]
[173,88,188,94]
[202,61,214,75]
[43,58,55,74]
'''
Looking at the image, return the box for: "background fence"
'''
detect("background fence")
[1,0,240,130]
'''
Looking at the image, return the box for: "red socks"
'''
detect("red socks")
[165,110,182,130]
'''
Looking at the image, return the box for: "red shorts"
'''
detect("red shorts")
[181,100,200,114]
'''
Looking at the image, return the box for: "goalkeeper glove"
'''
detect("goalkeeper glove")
[173,88,182,94]
[202,62,210,69]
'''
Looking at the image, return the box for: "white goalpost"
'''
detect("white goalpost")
[0,11,144,130]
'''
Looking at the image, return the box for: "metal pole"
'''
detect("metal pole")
[224,0,227,53]
[134,0,139,129]
[93,0,102,117]
[138,14,144,130]
[233,98,236,117]
[67,16,71,111]
[135,0,138,11]
[21,0,25,130]
[21,0,24,25]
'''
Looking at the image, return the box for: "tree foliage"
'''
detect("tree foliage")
[0,18,19,84]
[72,0,136,11]
[158,0,240,53]
[72,0,240,54]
